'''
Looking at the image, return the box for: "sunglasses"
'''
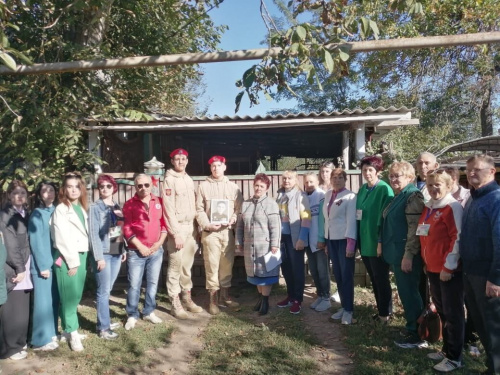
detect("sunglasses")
[99,184,113,190]
[65,173,82,179]
[136,183,150,189]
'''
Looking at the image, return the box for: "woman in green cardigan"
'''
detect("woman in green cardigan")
[356,156,394,323]
[381,161,426,349]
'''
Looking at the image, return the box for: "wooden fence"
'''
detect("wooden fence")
[100,171,368,287]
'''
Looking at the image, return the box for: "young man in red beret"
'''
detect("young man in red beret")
[196,156,243,315]
[162,148,203,319]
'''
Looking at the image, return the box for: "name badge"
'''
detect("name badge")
[416,224,430,236]
[356,209,363,220]
[155,203,161,210]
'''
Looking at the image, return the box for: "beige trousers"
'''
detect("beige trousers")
[166,223,198,298]
[201,229,235,290]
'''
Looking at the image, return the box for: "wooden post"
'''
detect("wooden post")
[355,123,366,163]
[342,131,350,169]
[88,130,103,174]
[1,32,499,75]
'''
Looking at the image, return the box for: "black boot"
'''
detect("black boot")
[253,294,262,311]
[259,296,269,315]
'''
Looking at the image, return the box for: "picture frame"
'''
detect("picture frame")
[210,199,229,224]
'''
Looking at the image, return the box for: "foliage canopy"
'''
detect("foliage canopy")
[0,0,224,189]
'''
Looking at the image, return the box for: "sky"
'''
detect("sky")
[199,0,297,117]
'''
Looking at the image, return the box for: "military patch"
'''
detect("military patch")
[165,189,172,196]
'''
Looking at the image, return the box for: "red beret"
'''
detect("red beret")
[170,148,188,158]
[208,155,226,165]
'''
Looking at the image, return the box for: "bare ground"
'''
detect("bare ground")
[1,280,352,375]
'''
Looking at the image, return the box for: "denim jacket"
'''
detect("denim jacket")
[89,199,123,261]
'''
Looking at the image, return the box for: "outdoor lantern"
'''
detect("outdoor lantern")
[144,156,165,196]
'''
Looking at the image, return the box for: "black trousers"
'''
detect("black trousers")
[427,272,464,362]
[362,255,393,317]
[0,290,30,359]
[464,273,500,374]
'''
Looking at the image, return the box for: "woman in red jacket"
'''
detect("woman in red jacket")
[418,170,464,373]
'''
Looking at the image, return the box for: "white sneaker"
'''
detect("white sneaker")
[315,298,332,312]
[69,332,84,352]
[341,311,353,325]
[310,297,322,309]
[60,332,87,343]
[469,345,480,357]
[110,322,121,330]
[433,358,463,372]
[33,341,59,351]
[9,351,27,360]
[331,307,344,320]
[143,312,162,324]
[331,291,341,303]
[125,317,137,331]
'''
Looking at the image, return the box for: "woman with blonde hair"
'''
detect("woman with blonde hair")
[318,168,357,325]
[381,162,426,348]
[276,171,311,314]
[318,161,334,191]
[419,170,464,372]
[50,172,89,352]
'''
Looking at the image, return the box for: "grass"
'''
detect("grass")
[193,280,490,375]
[31,288,175,374]
[343,286,488,375]
[193,283,319,375]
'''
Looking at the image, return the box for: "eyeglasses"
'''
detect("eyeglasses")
[388,174,404,180]
[136,183,150,189]
[99,184,113,190]
[465,168,490,174]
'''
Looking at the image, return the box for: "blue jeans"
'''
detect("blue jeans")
[305,246,330,298]
[280,234,305,303]
[126,248,164,319]
[94,253,122,331]
[327,239,355,312]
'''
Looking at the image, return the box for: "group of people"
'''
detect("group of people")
[236,152,499,374]
[0,148,498,375]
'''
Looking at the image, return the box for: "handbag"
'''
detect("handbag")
[417,302,442,343]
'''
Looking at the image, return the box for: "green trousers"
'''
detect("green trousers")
[392,255,424,334]
[54,250,87,333]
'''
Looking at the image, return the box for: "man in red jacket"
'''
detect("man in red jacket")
[123,174,167,330]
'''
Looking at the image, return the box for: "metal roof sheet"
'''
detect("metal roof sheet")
[85,106,414,123]
[436,135,500,156]
[81,106,418,132]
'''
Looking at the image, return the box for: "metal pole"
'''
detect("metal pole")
[0,31,499,75]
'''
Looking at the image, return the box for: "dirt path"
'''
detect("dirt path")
[1,282,352,375]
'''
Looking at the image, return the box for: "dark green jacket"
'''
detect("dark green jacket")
[356,180,394,257]
[381,183,424,265]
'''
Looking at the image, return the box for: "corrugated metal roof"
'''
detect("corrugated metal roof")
[437,135,500,156]
[85,106,414,123]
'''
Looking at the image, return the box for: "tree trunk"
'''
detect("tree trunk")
[480,81,493,137]
[72,0,115,48]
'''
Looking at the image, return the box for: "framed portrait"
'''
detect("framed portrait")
[210,199,229,224]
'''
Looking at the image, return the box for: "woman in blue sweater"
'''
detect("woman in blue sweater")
[28,181,60,351]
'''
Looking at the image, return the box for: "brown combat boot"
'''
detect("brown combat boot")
[181,290,203,313]
[219,287,240,308]
[208,290,220,315]
[171,294,188,320]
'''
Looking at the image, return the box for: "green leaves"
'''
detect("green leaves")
[0,51,16,70]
